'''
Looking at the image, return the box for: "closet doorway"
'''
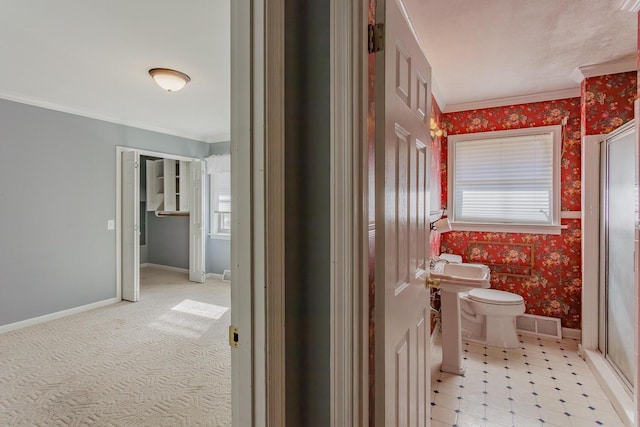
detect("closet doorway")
[117,147,206,302]
[599,120,637,392]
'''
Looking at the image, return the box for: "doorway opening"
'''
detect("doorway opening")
[116,147,206,302]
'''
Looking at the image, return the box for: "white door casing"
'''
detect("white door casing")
[189,160,206,283]
[374,0,432,425]
[117,148,206,301]
[121,150,140,302]
[231,0,258,424]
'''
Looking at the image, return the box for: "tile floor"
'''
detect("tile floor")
[430,333,626,426]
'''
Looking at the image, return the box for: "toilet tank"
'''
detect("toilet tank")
[439,253,463,263]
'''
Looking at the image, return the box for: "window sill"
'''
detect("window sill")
[450,222,565,235]
[209,233,231,241]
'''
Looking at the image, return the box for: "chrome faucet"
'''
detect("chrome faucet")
[429,257,449,269]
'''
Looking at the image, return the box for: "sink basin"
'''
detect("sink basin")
[430,261,491,375]
[430,262,490,292]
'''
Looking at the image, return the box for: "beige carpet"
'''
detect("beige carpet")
[0,267,231,426]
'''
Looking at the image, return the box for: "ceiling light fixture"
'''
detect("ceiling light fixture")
[148,68,191,92]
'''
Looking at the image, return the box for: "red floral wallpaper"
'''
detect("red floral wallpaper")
[442,98,583,211]
[441,220,582,328]
[439,76,637,330]
[441,98,583,329]
[581,71,637,135]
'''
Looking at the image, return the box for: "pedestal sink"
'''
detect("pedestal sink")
[430,261,490,375]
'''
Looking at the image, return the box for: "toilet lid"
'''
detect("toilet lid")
[468,288,523,305]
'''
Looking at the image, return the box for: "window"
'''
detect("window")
[448,125,561,234]
[207,155,231,240]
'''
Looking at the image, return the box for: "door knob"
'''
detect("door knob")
[425,278,440,289]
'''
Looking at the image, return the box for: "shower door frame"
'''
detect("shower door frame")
[598,120,637,394]
[581,111,638,426]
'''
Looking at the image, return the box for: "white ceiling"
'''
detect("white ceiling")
[0,1,636,140]
[405,0,638,112]
[0,0,230,143]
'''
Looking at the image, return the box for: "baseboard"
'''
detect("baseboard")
[584,349,634,426]
[141,263,188,273]
[205,272,224,280]
[561,327,581,340]
[0,297,120,335]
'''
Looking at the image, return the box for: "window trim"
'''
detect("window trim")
[208,157,231,241]
[447,125,562,235]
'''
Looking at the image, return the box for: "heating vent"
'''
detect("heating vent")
[516,314,562,339]
[222,270,231,282]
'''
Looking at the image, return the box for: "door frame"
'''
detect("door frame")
[235,0,370,422]
[330,0,368,424]
[115,146,204,301]
[581,116,638,426]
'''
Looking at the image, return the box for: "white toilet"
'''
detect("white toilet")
[459,288,525,348]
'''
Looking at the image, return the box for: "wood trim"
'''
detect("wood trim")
[581,134,605,351]
[618,0,640,12]
[560,211,581,219]
[0,298,120,335]
[0,93,228,143]
[115,147,123,302]
[264,0,286,423]
[443,88,580,113]
[572,53,637,82]
[230,0,262,425]
[330,0,366,424]
[140,263,188,273]
[115,146,202,305]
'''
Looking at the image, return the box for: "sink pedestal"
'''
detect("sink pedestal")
[440,289,465,375]
[430,261,491,376]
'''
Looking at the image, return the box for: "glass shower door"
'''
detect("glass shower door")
[599,122,637,390]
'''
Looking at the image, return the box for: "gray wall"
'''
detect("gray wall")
[146,213,190,269]
[0,99,209,326]
[139,155,190,270]
[284,0,331,424]
[206,142,231,275]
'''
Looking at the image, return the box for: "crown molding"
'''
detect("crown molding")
[571,53,637,82]
[443,88,581,113]
[0,92,228,143]
[618,0,640,12]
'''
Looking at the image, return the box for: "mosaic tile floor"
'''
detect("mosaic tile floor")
[431,333,626,426]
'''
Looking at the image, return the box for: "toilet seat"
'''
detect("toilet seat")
[468,288,523,306]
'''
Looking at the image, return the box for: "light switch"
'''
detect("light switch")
[107,219,115,230]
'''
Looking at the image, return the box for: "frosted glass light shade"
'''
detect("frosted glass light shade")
[148,68,190,92]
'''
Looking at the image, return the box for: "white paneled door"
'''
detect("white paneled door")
[189,160,206,283]
[122,150,140,302]
[374,0,432,425]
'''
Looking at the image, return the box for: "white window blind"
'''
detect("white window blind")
[452,131,557,226]
[212,174,231,214]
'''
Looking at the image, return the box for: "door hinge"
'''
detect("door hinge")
[229,325,239,348]
[134,161,139,168]
[368,23,384,54]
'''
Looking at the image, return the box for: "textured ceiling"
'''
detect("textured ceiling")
[0,0,229,143]
[403,0,637,111]
[0,1,636,140]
